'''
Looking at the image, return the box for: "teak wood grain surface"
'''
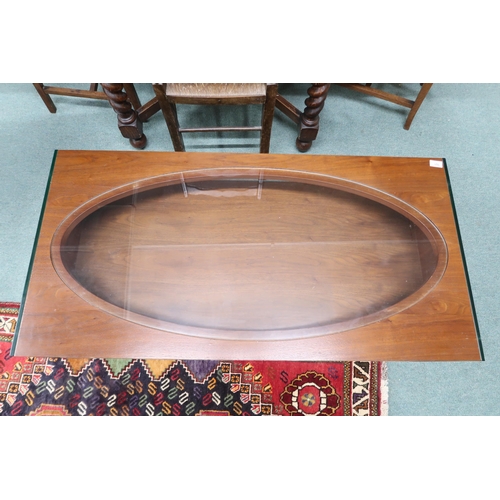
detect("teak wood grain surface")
[14,151,482,361]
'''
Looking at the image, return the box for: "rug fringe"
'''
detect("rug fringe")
[380,361,389,416]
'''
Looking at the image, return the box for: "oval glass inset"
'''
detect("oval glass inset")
[51,168,448,341]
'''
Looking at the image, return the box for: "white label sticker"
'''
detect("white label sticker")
[429,160,443,168]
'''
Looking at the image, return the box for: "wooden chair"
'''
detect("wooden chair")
[336,83,433,130]
[33,83,142,113]
[152,83,278,153]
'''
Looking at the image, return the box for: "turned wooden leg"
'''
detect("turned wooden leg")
[296,83,331,152]
[102,83,147,149]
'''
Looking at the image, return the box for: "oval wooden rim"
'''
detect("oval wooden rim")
[50,167,449,341]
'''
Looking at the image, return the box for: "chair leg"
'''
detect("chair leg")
[404,83,433,130]
[153,84,185,152]
[33,83,57,113]
[260,83,278,153]
[122,83,142,111]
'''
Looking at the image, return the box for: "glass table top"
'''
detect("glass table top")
[13,151,481,360]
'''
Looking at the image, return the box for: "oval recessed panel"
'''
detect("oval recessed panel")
[51,168,448,340]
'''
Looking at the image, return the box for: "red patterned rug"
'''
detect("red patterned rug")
[0,302,387,416]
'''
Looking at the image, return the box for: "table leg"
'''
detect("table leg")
[102,83,147,149]
[296,83,331,152]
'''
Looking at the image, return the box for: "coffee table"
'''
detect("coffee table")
[13,151,482,361]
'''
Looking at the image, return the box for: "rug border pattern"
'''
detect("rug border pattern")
[1,302,388,415]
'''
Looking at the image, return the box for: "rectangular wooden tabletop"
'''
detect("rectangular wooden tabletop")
[13,150,482,361]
